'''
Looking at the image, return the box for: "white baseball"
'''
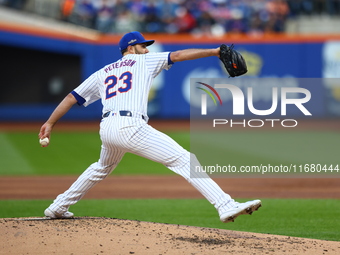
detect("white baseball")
[39,137,49,146]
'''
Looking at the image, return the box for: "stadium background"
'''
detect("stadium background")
[1,0,340,121]
[0,1,340,254]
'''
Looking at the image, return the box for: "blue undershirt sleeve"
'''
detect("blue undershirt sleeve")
[168,52,174,65]
[71,91,86,106]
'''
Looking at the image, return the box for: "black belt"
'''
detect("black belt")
[102,111,145,120]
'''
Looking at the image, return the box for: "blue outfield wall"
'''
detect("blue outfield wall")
[0,27,339,121]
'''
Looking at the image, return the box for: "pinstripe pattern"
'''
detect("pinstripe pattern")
[48,50,236,217]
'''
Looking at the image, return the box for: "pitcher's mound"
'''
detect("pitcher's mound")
[1,217,338,254]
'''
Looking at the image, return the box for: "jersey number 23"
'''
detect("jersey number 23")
[105,71,132,99]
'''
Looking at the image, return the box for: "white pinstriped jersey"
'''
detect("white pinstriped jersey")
[73,52,172,116]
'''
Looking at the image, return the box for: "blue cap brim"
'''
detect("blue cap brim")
[141,40,155,47]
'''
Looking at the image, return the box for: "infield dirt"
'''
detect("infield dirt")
[1,216,339,255]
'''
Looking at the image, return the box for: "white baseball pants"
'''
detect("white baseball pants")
[48,115,235,216]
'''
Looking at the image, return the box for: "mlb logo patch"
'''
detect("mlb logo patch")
[128,39,137,45]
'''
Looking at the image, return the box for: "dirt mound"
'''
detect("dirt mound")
[1,217,339,255]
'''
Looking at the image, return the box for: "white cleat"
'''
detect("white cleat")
[220,199,262,223]
[44,208,74,219]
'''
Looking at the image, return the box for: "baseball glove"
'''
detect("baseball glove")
[219,44,248,77]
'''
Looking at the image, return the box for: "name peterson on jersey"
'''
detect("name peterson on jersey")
[104,59,137,72]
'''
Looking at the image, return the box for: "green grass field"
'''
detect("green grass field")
[1,130,339,176]
[191,130,340,177]
[0,131,179,175]
[0,130,339,241]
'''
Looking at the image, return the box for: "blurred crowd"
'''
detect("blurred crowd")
[1,0,340,35]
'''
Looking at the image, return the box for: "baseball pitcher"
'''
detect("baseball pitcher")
[39,31,261,223]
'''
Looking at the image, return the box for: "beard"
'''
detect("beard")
[133,46,144,55]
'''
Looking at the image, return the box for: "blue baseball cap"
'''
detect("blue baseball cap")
[119,31,155,52]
